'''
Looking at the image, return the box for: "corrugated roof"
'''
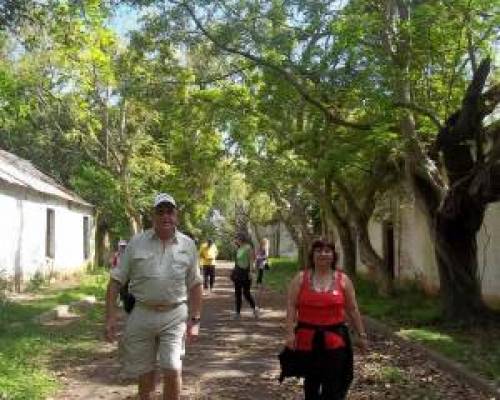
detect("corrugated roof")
[0,149,93,208]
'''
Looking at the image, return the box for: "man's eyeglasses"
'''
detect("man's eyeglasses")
[155,206,175,215]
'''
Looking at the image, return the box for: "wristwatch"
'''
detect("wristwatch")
[190,317,201,324]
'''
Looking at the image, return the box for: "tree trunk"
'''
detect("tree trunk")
[316,181,357,274]
[434,187,490,321]
[357,222,393,295]
[336,224,357,276]
[250,221,262,246]
[94,215,110,268]
[275,221,280,257]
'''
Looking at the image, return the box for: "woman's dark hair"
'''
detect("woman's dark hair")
[235,232,249,243]
[307,238,338,270]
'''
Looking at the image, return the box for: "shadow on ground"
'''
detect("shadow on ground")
[50,262,492,400]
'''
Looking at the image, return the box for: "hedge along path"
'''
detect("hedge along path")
[54,262,493,400]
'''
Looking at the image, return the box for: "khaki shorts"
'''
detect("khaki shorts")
[119,302,187,378]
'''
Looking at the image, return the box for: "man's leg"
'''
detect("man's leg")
[163,369,182,400]
[138,371,156,400]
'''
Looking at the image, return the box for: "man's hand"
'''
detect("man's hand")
[186,320,200,344]
[105,316,118,342]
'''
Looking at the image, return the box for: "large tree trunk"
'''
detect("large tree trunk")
[336,224,357,276]
[321,197,356,275]
[435,195,488,321]
[315,180,357,274]
[357,221,393,295]
[432,59,500,322]
[94,215,110,268]
[331,179,390,291]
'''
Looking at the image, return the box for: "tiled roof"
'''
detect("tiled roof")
[0,149,92,207]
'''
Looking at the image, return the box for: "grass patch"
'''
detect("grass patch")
[265,257,299,293]
[265,257,500,385]
[0,270,108,400]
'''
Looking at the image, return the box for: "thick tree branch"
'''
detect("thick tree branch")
[393,101,443,130]
[180,1,370,130]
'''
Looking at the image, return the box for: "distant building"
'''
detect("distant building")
[252,221,298,258]
[0,149,94,291]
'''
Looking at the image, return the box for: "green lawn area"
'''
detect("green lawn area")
[0,269,109,400]
[266,257,500,385]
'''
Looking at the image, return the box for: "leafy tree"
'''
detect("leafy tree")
[348,0,500,320]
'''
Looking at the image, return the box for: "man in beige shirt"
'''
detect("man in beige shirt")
[105,193,203,400]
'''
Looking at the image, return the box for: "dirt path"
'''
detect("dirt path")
[53,262,493,400]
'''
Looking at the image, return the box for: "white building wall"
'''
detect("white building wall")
[253,222,298,258]
[398,200,440,292]
[0,186,94,282]
[0,193,20,278]
[478,203,500,304]
[19,199,47,278]
[278,222,298,258]
[361,198,500,305]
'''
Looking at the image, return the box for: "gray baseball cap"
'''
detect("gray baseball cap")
[153,192,177,208]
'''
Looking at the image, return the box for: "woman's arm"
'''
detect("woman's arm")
[249,245,256,271]
[285,272,303,348]
[343,274,368,352]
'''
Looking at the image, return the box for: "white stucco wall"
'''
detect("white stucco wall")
[254,222,298,258]
[0,192,20,278]
[358,200,440,291]
[0,185,94,282]
[360,198,500,304]
[477,203,500,303]
[398,200,440,291]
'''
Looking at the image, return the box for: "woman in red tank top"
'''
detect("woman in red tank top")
[284,239,368,400]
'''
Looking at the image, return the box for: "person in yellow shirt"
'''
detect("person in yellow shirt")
[199,239,218,292]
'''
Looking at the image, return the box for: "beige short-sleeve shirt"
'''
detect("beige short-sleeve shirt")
[111,229,202,304]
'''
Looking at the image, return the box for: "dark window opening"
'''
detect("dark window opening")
[46,208,55,258]
[383,221,395,280]
[83,216,90,259]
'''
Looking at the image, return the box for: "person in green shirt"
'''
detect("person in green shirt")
[231,233,258,319]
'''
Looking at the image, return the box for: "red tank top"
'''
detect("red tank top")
[295,269,346,351]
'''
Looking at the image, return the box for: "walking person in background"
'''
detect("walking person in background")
[284,238,368,400]
[199,238,218,293]
[255,237,269,286]
[230,233,258,319]
[110,239,134,312]
[105,193,203,400]
[110,239,128,268]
